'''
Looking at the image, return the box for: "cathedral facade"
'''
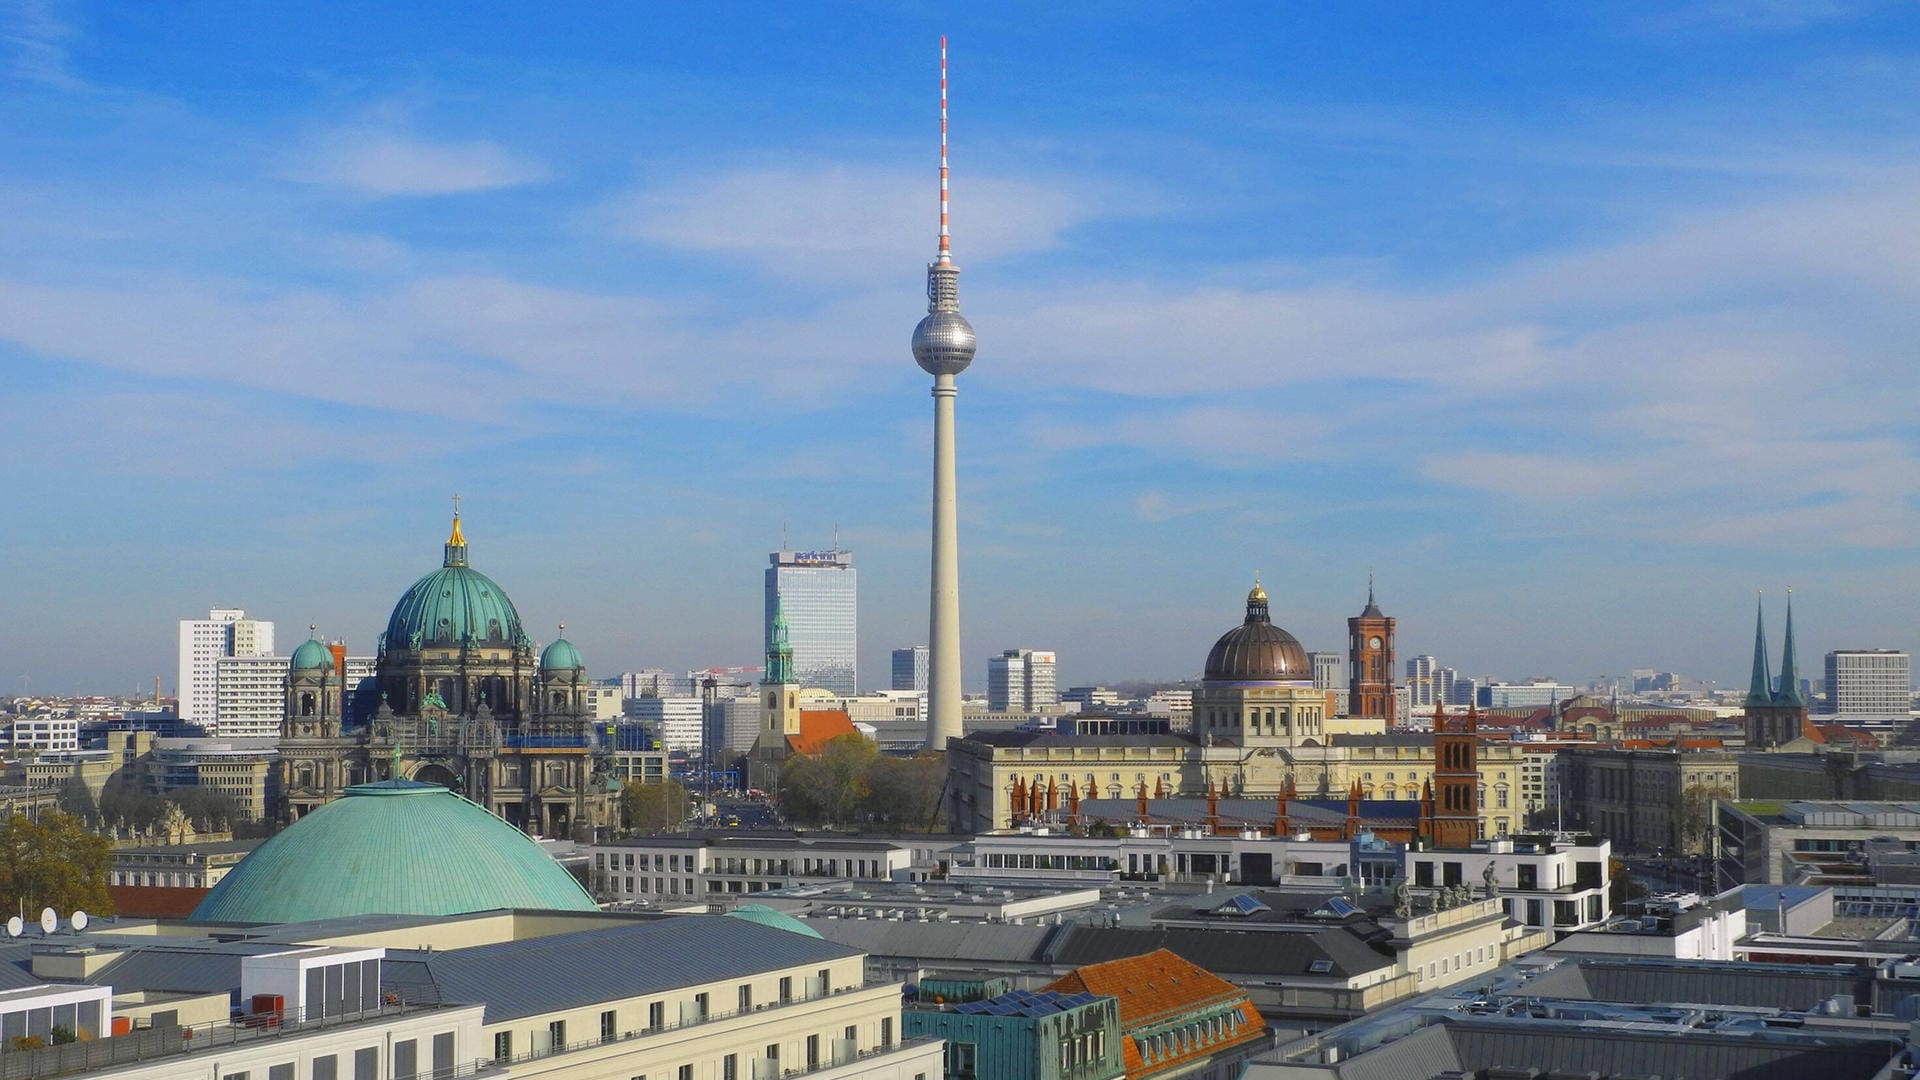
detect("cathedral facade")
[278,513,619,840]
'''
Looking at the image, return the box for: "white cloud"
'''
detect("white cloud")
[281,129,550,197]
[597,163,1127,279]
[1,0,90,92]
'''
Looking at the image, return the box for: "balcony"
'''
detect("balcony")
[0,1001,499,1080]
[489,978,905,1070]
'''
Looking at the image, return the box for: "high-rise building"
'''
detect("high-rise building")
[1446,676,1480,707]
[1308,651,1344,690]
[891,646,930,692]
[1348,580,1396,724]
[764,547,857,694]
[1825,649,1911,715]
[629,695,705,754]
[914,38,977,751]
[1406,655,1439,710]
[986,648,1057,711]
[177,607,274,732]
[220,651,376,739]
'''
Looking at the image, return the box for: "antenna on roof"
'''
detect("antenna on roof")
[938,35,951,265]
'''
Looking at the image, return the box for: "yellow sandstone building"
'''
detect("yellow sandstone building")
[946,582,1522,835]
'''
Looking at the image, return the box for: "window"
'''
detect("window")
[695,993,710,1020]
[602,1009,618,1042]
[724,1055,738,1080]
[881,1018,893,1047]
[679,1066,693,1080]
[313,1058,338,1080]
[766,1044,780,1067]
[392,1040,417,1080]
[949,1042,978,1078]
[549,1020,566,1049]
[807,1034,820,1066]
[650,1002,665,1029]
[1308,959,1333,974]
[494,1032,513,1062]
[779,976,793,1003]
[355,1048,379,1080]
[739,985,754,1011]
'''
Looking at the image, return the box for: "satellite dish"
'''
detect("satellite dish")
[4,917,20,938]
[38,908,56,935]
[70,911,88,932]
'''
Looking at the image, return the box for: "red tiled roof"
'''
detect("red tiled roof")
[786,710,858,756]
[1043,949,1263,1078]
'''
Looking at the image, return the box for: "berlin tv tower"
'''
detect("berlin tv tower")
[913,36,976,752]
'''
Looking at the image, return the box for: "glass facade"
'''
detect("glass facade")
[766,550,858,694]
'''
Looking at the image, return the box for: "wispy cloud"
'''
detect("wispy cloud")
[596,163,1138,280]
[280,128,550,197]
[1,0,90,91]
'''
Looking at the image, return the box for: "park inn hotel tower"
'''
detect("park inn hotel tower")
[764,547,858,695]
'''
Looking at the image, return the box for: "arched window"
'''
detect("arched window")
[300,692,316,717]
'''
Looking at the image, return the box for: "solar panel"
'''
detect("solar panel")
[1323,897,1357,917]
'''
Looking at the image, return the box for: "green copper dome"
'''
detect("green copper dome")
[384,515,526,651]
[540,634,583,672]
[290,637,331,672]
[187,781,596,923]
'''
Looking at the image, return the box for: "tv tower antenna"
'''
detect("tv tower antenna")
[938,34,951,265]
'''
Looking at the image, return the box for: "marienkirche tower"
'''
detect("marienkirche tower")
[914,36,976,751]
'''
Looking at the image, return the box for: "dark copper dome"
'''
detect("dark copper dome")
[1204,580,1311,681]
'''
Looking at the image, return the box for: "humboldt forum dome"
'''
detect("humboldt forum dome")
[189,780,596,923]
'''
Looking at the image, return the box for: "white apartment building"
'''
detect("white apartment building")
[8,715,79,752]
[177,608,274,731]
[1309,652,1344,691]
[1825,650,1911,715]
[1406,655,1439,710]
[631,695,707,754]
[582,684,624,721]
[216,654,375,739]
[1484,681,1575,709]
[987,649,1057,711]
[1516,743,1563,828]
[589,837,913,903]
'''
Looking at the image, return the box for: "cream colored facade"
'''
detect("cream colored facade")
[947,734,1525,837]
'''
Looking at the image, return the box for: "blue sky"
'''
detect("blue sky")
[6,1,1920,696]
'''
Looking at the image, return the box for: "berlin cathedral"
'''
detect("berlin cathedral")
[277,511,619,840]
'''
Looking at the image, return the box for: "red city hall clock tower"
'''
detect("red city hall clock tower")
[1348,578,1396,725]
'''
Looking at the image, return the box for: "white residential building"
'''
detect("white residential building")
[8,715,79,752]
[630,695,706,754]
[986,649,1057,712]
[1406,655,1439,710]
[588,836,914,903]
[1825,650,1911,715]
[177,608,274,732]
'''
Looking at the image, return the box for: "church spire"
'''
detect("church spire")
[1777,589,1804,706]
[764,602,795,686]
[1745,591,1773,708]
[444,495,468,568]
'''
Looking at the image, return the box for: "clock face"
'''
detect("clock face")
[1369,636,1382,649]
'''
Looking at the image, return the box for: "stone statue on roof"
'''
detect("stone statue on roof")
[1482,861,1499,900]
[1393,878,1412,918]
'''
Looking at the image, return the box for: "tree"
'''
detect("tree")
[53,777,95,822]
[860,753,946,831]
[97,787,165,835]
[621,779,688,835]
[168,788,240,832]
[779,735,877,827]
[0,813,113,916]
[1677,784,1733,857]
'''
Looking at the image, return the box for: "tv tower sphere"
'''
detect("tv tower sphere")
[912,305,976,376]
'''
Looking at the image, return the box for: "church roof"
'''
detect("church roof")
[188,780,596,923]
[385,515,526,651]
[787,710,858,756]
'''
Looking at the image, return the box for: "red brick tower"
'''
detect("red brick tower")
[1348,576,1397,724]
[1431,702,1481,849]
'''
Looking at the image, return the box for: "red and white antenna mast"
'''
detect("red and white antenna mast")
[938,34,951,265]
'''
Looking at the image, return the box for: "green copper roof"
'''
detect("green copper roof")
[764,602,794,686]
[1776,593,1804,707]
[540,635,583,672]
[1746,594,1774,708]
[290,637,331,672]
[727,904,823,938]
[385,524,525,651]
[187,781,596,923]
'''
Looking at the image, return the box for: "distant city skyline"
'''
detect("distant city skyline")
[7,6,1920,693]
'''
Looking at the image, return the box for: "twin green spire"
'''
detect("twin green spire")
[1746,591,1803,708]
